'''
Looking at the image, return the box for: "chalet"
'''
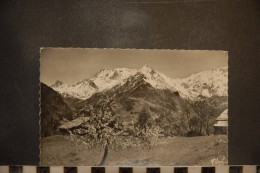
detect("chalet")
[58,116,90,135]
[214,109,228,135]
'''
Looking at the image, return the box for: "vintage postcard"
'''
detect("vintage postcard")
[40,48,228,166]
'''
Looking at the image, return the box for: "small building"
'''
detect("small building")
[214,109,228,135]
[58,116,90,135]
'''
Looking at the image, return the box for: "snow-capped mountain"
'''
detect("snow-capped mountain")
[92,67,138,91]
[181,67,228,98]
[76,72,185,113]
[139,65,189,96]
[51,79,98,99]
[50,65,228,100]
[52,68,138,99]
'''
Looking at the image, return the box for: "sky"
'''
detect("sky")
[40,48,228,85]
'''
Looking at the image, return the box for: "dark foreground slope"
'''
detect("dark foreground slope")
[40,83,73,137]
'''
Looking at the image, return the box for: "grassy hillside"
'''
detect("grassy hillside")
[41,135,227,166]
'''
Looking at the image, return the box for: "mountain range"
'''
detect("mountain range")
[51,65,228,100]
[41,65,228,137]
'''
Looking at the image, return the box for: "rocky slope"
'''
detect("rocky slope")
[41,83,73,137]
[70,72,192,123]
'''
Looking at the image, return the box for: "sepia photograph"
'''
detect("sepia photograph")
[40,48,228,166]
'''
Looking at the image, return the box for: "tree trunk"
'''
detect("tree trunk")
[99,142,109,166]
[198,121,202,135]
[206,120,210,136]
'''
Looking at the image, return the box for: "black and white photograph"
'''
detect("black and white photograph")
[40,48,228,166]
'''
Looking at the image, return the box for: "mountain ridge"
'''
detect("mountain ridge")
[50,65,228,100]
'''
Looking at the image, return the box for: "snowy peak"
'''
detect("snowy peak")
[95,69,119,80]
[50,66,228,100]
[140,64,154,73]
[140,65,157,78]
[51,79,98,99]
[92,68,138,91]
[76,79,98,89]
[95,68,138,80]
[138,65,190,97]
[181,67,228,98]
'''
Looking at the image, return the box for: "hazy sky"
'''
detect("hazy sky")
[40,48,228,85]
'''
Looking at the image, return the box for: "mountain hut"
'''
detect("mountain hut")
[214,109,228,135]
[58,116,90,135]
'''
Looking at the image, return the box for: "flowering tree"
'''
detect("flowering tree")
[86,99,123,165]
[138,104,153,132]
[67,98,124,165]
[137,104,162,147]
[69,100,162,165]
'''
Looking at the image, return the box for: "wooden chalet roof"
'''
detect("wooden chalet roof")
[214,109,228,127]
[216,109,228,121]
[58,117,90,130]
